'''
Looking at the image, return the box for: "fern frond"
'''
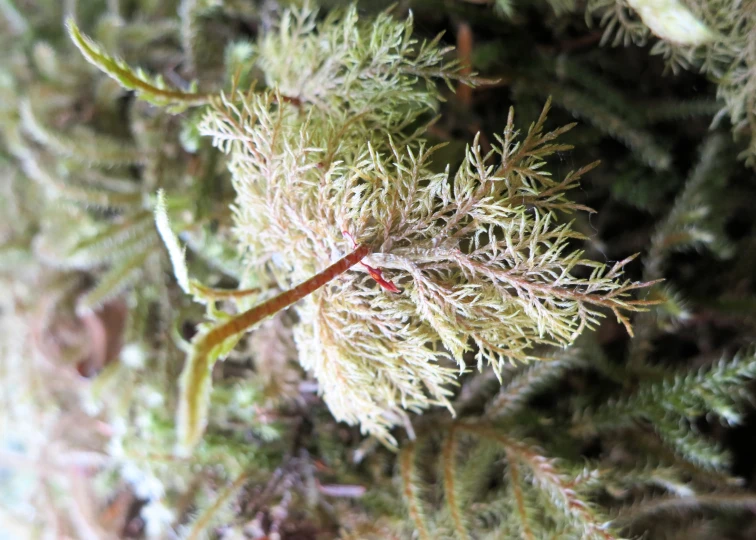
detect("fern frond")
[585,350,756,470]
[606,428,743,491]
[453,424,621,540]
[495,438,617,540]
[256,5,475,118]
[200,36,654,440]
[5,2,756,539]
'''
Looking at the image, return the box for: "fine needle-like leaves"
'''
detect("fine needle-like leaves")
[183,5,657,447]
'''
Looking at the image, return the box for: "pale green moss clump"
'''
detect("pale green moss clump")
[66,3,651,449]
[188,6,654,447]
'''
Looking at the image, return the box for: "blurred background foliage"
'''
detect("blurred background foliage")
[2,0,756,539]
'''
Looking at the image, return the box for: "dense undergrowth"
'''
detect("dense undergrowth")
[2,1,756,539]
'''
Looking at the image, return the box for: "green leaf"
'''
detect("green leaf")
[176,323,244,455]
[154,189,191,294]
[66,17,208,112]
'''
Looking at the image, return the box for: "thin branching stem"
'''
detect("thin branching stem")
[67,18,210,107]
[506,457,535,540]
[184,471,251,540]
[177,244,371,451]
[400,443,431,540]
[458,424,618,540]
[193,244,370,358]
[442,426,470,540]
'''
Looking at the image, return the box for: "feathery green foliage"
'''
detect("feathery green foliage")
[584,351,756,470]
[3,1,756,539]
[400,423,619,539]
[185,4,652,449]
[391,346,756,540]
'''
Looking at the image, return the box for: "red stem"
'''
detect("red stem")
[196,244,370,353]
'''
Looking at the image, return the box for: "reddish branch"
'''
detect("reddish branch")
[194,244,371,357]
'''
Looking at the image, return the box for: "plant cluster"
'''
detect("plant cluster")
[2,1,756,539]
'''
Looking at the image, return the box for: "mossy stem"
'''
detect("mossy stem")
[195,244,371,356]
